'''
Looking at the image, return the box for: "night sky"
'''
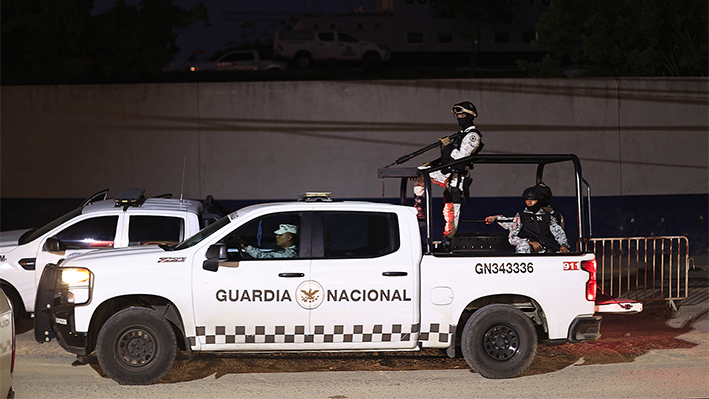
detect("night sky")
[94,0,378,60]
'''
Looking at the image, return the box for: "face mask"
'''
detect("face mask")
[456,114,474,129]
[526,202,542,213]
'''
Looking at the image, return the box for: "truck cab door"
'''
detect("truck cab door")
[191,212,311,351]
[336,32,362,60]
[307,211,419,350]
[315,31,337,59]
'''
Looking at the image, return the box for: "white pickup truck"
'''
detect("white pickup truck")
[1,189,223,319]
[34,155,640,385]
[187,50,287,72]
[274,30,390,68]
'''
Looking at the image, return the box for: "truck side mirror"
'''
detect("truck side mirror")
[203,243,227,272]
[43,237,66,252]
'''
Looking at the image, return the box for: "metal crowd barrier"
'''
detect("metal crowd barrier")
[585,236,690,307]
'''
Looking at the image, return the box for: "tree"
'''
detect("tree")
[519,0,708,77]
[1,0,95,85]
[429,0,515,77]
[1,0,209,85]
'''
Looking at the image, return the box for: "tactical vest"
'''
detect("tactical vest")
[518,210,554,241]
[441,128,483,170]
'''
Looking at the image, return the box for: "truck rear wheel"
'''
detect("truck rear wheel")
[96,307,177,385]
[294,52,312,68]
[460,304,537,379]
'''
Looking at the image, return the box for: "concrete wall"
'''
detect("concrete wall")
[1,78,707,203]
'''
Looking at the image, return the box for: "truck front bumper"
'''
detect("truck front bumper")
[47,307,88,355]
[34,265,89,355]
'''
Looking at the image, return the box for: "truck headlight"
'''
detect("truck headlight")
[58,267,93,305]
[61,268,91,285]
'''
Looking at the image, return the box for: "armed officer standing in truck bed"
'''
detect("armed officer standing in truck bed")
[415,101,483,248]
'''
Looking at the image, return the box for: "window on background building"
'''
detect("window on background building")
[406,31,424,45]
[493,32,510,44]
[357,23,363,31]
[435,31,453,44]
[330,24,337,30]
[522,31,537,44]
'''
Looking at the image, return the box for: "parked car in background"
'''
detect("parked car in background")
[0,189,225,320]
[274,30,390,68]
[188,50,287,72]
[162,49,211,72]
[0,288,15,399]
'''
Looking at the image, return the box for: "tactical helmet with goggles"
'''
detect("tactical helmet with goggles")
[451,102,477,117]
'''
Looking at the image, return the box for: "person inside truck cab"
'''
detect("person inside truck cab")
[508,186,569,254]
[240,224,298,259]
[414,101,483,249]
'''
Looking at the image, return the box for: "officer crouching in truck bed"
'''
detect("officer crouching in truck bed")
[508,186,569,253]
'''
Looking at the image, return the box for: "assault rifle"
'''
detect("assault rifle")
[384,131,466,168]
[474,216,563,252]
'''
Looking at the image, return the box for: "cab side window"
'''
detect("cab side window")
[128,216,184,246]
[322,212,399,258]
[55,216,118,249]
[220,212,302,260]
[318,32,335,42]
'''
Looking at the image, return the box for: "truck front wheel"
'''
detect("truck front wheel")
[96,307,177,385]
[460,304,537,379]
[362,51,381,69]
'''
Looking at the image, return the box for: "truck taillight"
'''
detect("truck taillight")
[581,259,597,301]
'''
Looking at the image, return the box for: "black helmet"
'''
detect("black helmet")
[536,183,553,204]
[522,186,542,200]
[451,101,477,118]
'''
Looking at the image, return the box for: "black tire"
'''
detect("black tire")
[362,51,381,69]
[460,304,537,379]
[294,52,312,68]
[96,307,177,385]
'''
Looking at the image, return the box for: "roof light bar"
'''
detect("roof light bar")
[114,189,146,208]
[298,192,332,202]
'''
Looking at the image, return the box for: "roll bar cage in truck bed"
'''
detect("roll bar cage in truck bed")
[378,153,592,254]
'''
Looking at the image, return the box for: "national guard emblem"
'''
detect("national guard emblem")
[296,280,324,310]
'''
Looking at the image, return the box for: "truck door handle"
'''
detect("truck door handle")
[278,272,305,278]
[382,271,408,277]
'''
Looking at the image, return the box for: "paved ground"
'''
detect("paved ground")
[11,265,708,398]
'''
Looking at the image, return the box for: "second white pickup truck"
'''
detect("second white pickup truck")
[1,189,223,319]
[34,155,640,385]
[274,30,390,68]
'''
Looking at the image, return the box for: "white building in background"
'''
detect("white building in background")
[294,0,550,65]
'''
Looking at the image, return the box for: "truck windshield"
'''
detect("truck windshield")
[172,215,231,250]
[19,207,84,245]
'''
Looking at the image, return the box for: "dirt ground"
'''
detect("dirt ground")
[40,302,692,383]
